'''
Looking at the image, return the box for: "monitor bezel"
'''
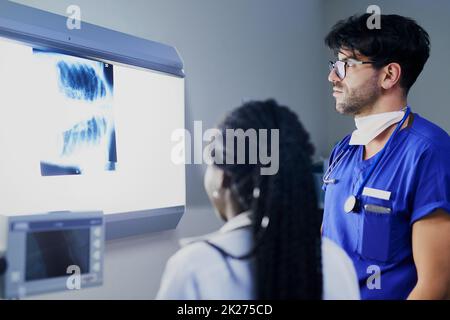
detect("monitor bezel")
[4,212,104,299]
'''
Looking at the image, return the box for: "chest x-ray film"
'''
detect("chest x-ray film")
[0,37,185,216]
[33,49,117,176]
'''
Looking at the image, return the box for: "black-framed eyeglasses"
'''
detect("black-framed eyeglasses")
[328,59,376,80]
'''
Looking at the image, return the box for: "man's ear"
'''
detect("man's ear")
[381,62,402,90]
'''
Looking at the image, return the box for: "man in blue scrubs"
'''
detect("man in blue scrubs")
[322,14,450,299]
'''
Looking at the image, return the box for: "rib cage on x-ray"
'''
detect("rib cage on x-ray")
[35,49,117,176]
[57,61,108,101]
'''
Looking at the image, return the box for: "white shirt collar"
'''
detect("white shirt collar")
[179,210,253,247]
[219,210,252,233]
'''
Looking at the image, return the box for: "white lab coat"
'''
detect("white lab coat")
[157,211,360,300]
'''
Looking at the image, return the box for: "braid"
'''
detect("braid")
[215,99,322,299]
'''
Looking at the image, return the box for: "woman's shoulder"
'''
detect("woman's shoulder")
[322,237,352,262]
[170,227,253,268]
[157,229,254,299]
[321,237,360,300]
[156,240,222,299]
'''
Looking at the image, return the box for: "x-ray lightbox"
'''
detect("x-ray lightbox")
[0,1,186,240]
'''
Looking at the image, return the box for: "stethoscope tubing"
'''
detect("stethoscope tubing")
[323,107,411,198]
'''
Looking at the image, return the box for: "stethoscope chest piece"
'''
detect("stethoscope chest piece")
[344,195,359,214]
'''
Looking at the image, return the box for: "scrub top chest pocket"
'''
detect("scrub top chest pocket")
[358,194,396,263]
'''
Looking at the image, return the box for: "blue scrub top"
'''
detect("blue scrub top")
[322,112,450,300]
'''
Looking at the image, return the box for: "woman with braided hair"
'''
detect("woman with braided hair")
[157,99,359,299]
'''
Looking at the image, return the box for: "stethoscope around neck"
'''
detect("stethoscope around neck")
[323,107,411,214]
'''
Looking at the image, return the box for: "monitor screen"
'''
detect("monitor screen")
[25,229,90,282]
[0,37,185,216]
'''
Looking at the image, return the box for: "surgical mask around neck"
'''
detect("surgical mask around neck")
[349,109,406,146]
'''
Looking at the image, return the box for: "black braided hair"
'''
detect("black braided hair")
[213,99,323,299]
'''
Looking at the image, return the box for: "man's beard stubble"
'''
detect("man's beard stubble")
[335,76,381,116]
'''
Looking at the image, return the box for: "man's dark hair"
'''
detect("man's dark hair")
[325,13,430,94]
[214,99,323,299]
